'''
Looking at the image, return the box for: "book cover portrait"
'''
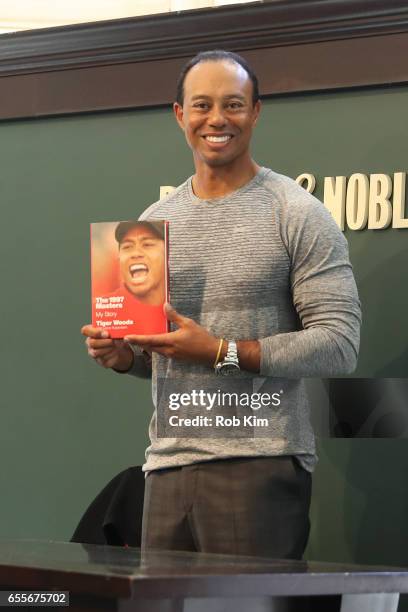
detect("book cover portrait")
[91,220,169,337]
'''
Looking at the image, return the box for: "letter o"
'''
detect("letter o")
[346,173,369,230]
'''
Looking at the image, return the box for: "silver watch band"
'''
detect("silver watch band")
[215,340,240,375]
[226,340,238,362]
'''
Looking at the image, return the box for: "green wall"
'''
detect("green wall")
[258,87,408,377]
[0,87,407,589]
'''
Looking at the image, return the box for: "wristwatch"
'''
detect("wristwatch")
[215,340,240,376]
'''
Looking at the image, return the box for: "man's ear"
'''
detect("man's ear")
[173,102,185,131]
[252,99,261,127]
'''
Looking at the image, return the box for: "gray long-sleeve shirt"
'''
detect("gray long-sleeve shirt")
[126,167,361,472]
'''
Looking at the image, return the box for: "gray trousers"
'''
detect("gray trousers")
[141,456,312,558]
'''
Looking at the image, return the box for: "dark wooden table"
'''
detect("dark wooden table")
[0,540,406,611]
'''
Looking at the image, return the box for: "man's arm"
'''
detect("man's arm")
[125,244,360,378]
[124,193,361,378]
[255,189,361,378]
[121,344,152,379]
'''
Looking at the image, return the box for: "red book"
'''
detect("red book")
[91,220,169,338]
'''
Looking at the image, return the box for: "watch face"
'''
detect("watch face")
[219,362,240,376]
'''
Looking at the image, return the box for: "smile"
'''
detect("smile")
[203,135,233,143]
[129,263,148,282]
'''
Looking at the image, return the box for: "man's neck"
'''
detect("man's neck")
[191,158,260,200]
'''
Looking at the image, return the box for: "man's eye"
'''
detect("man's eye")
[193,103,209,110]
[142,241,157,247]
[227,102,244,109]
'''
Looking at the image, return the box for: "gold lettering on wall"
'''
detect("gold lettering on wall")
[297,172,407,231]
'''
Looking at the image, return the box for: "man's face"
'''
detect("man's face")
[174,60,261,169]
[119,225,165,306]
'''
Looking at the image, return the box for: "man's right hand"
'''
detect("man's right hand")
[81,325,134,372]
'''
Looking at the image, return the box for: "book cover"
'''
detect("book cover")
[91,219,169,338]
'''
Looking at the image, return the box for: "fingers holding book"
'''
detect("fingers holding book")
[81,325,134,371]
[124,305,220,367]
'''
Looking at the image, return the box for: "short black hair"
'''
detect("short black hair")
[176,50,259,107]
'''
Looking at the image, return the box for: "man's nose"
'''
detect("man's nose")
[129,245,143,257]
[208,105,227,127]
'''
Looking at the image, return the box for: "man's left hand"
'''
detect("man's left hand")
[124,303,220,367]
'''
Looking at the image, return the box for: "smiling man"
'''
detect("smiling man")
[82,50,361,559]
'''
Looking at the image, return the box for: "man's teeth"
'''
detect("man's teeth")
[130,264,147,272]
[205,135,231,142]
[130,264,148,277]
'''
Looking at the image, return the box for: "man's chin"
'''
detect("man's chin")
[201,154,235,168]
[125,283,164,306]
[125,283,145,301]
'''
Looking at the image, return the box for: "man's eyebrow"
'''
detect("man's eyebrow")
[191,95,211,101]
[120,235,161,245]
[190,94,247,101]
[223,94,247,101]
